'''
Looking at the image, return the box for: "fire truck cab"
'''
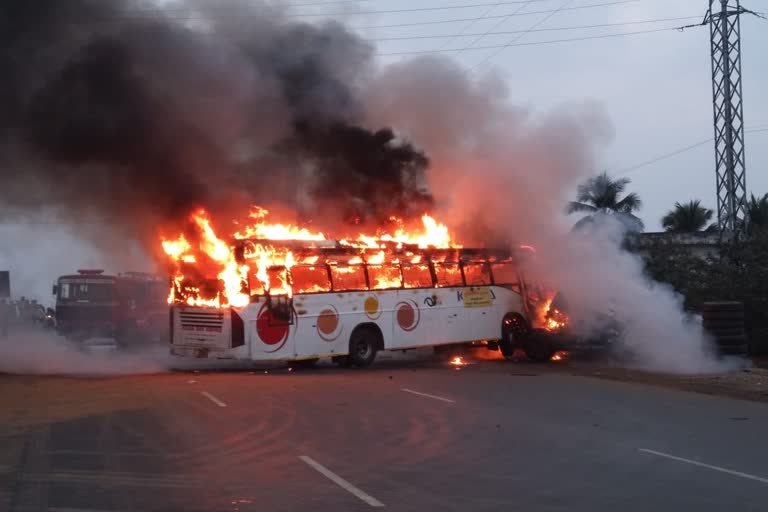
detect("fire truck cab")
[53,270,168,346]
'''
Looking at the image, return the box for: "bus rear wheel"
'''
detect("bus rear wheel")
[349,326,380,367]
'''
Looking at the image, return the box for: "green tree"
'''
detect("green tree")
[567,172,644,232]
[747,193,768,234]
[661,200,714,233]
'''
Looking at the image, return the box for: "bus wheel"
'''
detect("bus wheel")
[500,314,527,359]
[524,330,555,362]
[349,326,380,368]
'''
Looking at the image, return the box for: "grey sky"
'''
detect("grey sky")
[292,0,766,230]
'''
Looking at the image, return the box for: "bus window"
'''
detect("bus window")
[402,264,433,288]
[491,262,521,293]
[462,262,491,286]
[330,265,367,291]
[268,267,290,295]
[290,265,331,294]
[433,263,463,288]
[367,264,402,290]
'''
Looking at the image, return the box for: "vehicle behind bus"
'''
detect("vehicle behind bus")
[169,243,563,365]
[53,270,168,346]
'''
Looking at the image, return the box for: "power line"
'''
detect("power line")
[432,3,504,52]
[377,26,683,55]
[617,138,713,176]
[351,1,636,30]
[365,16,702,41]
[616,127,768,176]
[110,0,640,21]
[472,0,575,70]
[125,0,552,13]
[452,1,535,58]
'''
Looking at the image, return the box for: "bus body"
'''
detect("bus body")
[169,245,555,364]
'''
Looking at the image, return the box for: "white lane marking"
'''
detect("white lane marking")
[299,455,385,508]
[400,388,455,404]
[639,448,768,485]
[200,391,227,408]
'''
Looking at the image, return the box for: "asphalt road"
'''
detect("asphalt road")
[2,359,768,512]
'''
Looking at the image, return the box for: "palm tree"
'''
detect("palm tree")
[661,200,714,233]
[567,172,644,232]
[747,193,768,234]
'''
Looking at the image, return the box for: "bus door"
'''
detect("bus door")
[288,264,350,359]
[460,261,496,341]
[248,266,296,359]
[431,261,474,344]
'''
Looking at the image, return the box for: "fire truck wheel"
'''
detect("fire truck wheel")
[349,325,381,368]
[524,330,555,362]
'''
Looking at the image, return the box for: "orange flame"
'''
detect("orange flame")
[162,206,460,308]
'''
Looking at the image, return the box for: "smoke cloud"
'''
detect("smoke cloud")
[0,0,431,250]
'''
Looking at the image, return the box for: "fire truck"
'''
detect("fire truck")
[168,242,566,365]
[53,270,168,346]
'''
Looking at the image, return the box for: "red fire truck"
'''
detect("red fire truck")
[53,270,168,346]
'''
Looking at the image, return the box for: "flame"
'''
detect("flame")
[539,298,568,332]
[162,206,460,308]
[550,351,568,362]
[341,215,457,249]
[450,356,466,366]
[234,207,326,241]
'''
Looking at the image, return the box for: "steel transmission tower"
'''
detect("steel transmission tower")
[706,1,748,231]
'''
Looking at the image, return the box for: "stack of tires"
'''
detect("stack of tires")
[702,301,747,355]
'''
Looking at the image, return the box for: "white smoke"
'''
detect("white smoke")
[364,56,722,373]
[0,329,166,376]
[0,217,153,304]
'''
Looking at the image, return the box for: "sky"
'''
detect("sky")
[294,0,767,230]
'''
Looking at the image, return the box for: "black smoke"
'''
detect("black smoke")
[0,0,432,248]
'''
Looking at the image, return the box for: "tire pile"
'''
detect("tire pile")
[702,301,748,355]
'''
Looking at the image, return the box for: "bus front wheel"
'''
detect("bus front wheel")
[524,329,555,362]
[349,326,380,367]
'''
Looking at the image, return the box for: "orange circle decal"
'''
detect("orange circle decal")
[364,296,381,320]
[316,306,342,341]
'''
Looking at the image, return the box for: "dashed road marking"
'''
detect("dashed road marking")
[639,448,768,485]
[200,391,227,408]
[400,387,455,404]
[299,455,384,507]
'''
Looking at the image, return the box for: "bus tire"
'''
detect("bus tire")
[524,329,555,362]
[349,325,381,368]
[499,313,528,359]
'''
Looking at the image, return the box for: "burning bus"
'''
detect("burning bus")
[53,270,168,346]
[163,209,567,365]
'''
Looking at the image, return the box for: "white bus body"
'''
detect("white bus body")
[169,248,542,364]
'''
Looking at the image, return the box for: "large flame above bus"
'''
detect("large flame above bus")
[162,207,459,308]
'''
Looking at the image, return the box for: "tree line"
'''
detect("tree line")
[567,171,768,233]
